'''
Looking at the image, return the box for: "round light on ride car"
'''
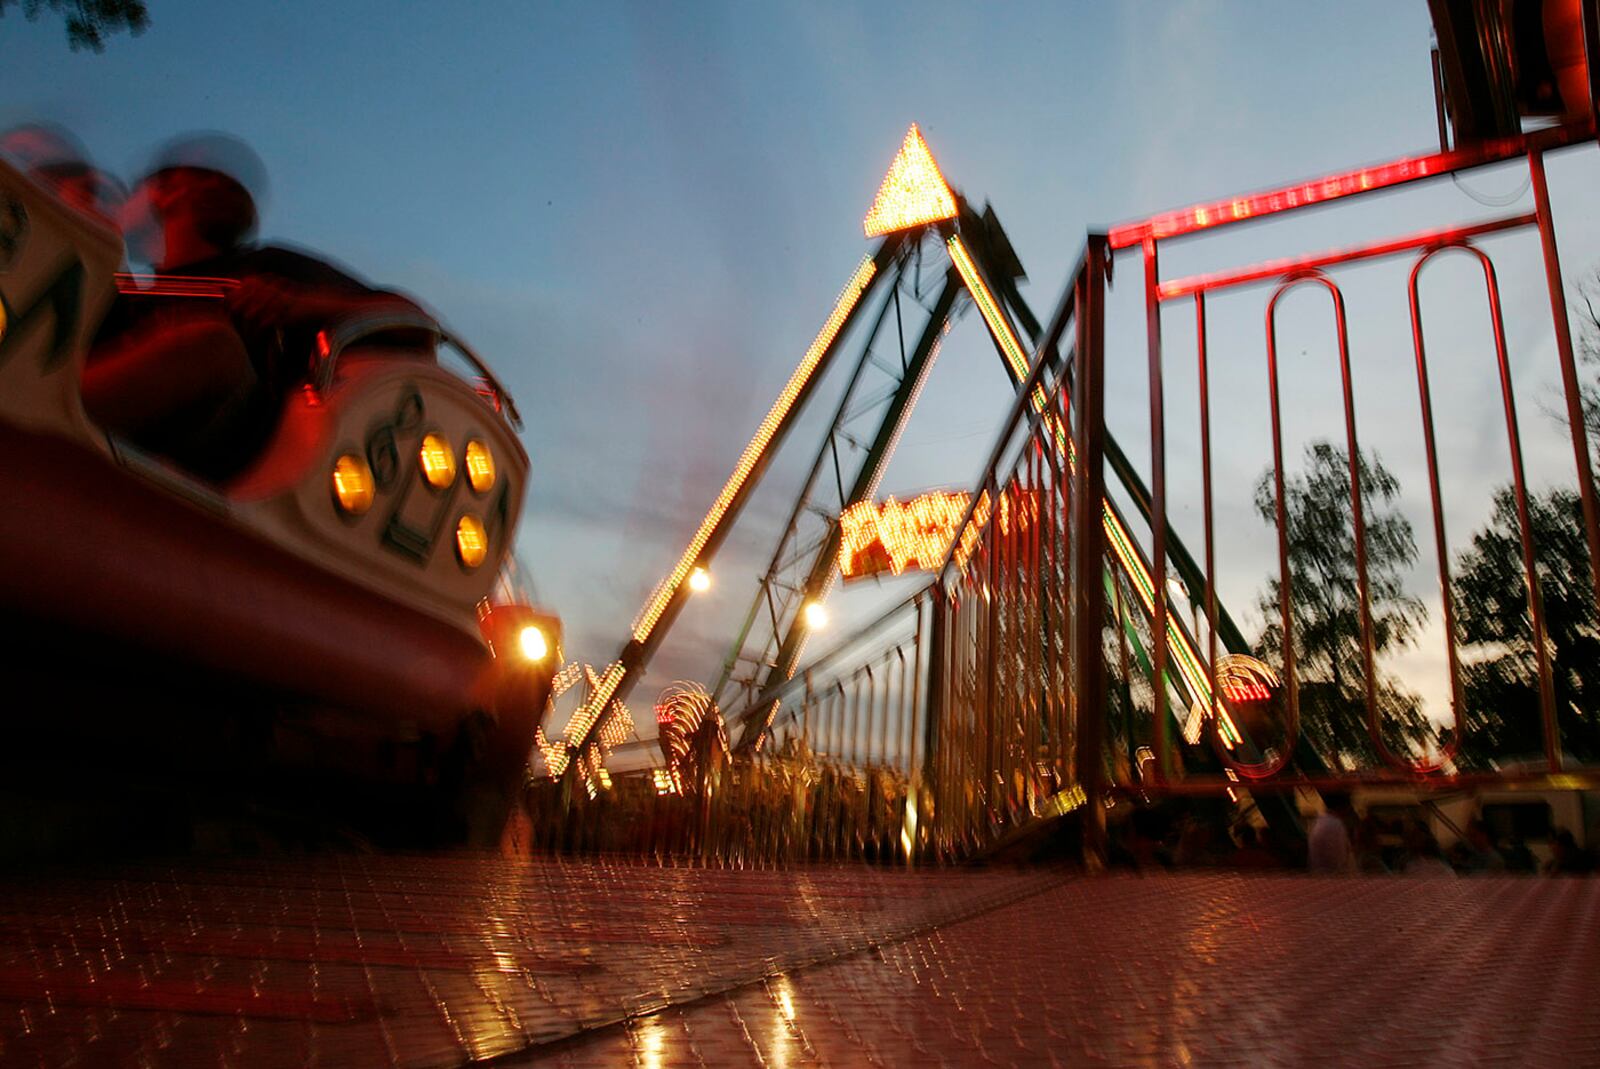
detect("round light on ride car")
[802,600,828,630]
[464,439,496,494]
[518,624,549,662]
[419,433,457,490]
[331,454,375,515]
[455,513,488,568]
[688,566,711,593]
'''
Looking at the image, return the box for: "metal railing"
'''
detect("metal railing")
[1102,121,1600,796]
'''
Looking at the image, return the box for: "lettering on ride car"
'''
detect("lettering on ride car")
[364,389,425,490]
[370,387,472,565]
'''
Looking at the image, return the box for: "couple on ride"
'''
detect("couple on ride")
[2,125,422,480]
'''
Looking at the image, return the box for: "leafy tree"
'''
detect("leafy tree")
[1575,274,1600,465]
[0,0,147,51]
[1453,486,1600,765]
[1253,441,1433,769]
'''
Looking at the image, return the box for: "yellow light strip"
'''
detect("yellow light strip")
[575,257,878,757]
[950,234,1228,728]
[630,254,877,645]
[947,237,1028,380]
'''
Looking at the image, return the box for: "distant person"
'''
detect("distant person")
[1354,812,1390,873]
[1230,825,1281,870]
[1545,829,1595,876]
[1453,819,1505,875]
[1307,791,1356,873]
[1500,834,1537,873]
[1400,822,1455,878]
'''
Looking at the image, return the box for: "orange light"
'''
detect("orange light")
[688,566,711,593]
[455,513,488,568]
[518,624,549,662]
[464,439,495,493]
[419,433,457,490]
[331,454,375,515]
[839,491,973,579]
[802,601,828,630]
[863,124,958,237]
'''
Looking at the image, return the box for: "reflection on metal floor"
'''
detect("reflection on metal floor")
[0,860,1594,1067]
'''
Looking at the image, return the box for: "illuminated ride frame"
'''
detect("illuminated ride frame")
[1081,117,1600,801]
[545,126,1253,789]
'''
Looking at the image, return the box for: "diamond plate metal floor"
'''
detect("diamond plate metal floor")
[0,859,1594,1067]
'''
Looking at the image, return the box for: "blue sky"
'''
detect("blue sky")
[10,1,1600,737]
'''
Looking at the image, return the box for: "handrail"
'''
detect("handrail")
[727,586,928,730]
[113,276,524,431]
[314,311,523,430]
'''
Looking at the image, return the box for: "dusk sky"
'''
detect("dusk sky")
[11,1,1600,742]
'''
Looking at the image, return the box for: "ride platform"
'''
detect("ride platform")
[0,858,1594,1067]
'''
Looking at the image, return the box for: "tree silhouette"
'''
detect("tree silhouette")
[1575,273,1600,469]
[1453,486,1600,765]
[1253,441,1433,769]
[0,0,147,51]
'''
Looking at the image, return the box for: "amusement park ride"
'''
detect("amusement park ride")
[537,0,1600,859]
[534,122,1265,796]
[2,0,1598,861]
[0,160,561,846]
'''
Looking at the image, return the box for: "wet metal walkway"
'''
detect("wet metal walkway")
[0,859,1594,1067]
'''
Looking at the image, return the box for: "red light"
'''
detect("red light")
[1220,680,1271,703]
[1107,137,1531,249]
[114,272,236,298]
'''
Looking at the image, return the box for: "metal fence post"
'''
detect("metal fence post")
[1072,234,1111,867]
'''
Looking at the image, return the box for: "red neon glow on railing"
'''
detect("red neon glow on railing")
[115,273,237,298]
[1107,136,1538,249]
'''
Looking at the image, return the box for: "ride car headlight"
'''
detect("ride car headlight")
[455,513,487,568]
[419,433,457,490]
[331,454,375,515]
[518,624,549,662]
[464,439,495,494]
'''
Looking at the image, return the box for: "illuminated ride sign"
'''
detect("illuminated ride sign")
[1182,654,1281,749]
[863,124,959,238]
[837,489,1038,581]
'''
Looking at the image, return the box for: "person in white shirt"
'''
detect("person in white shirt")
[1307,791,1357,873]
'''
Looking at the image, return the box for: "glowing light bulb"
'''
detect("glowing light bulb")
[419,433,457,490]
[688,566,711,593]
[331,454,375,515]
[802,601,828,630]
[518,625,549,662]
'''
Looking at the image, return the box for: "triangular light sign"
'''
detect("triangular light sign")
[862,124,958,238]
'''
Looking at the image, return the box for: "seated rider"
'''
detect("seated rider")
[0,122,127,231]
[84,134,425,481]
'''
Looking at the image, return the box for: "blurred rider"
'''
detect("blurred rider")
[86,133,422,480]
[1,123,126,231]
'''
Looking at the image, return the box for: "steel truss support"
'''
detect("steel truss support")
[558,235,905,771]
[725,254,961,749]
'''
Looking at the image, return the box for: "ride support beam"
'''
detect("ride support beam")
[566,235,904,763]
[736,267,962,751]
